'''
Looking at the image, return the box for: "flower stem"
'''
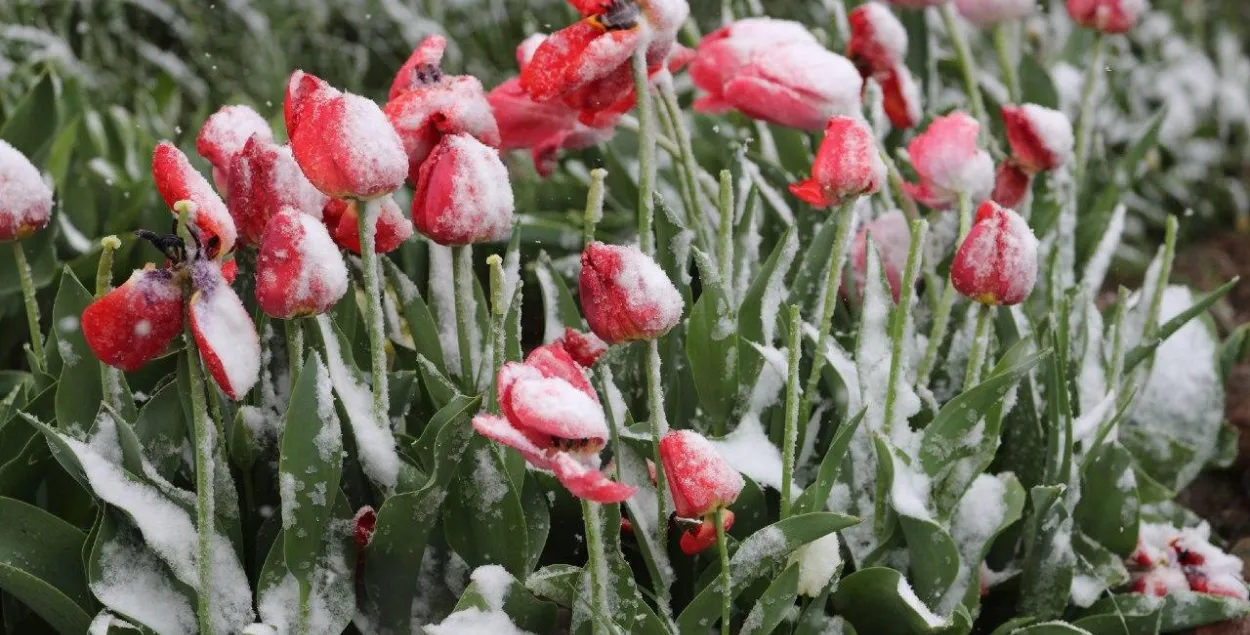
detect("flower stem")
[878,144,921,221]
[993,23,1021,104]
[644,338,670,561]
[96,236,122,409]
[1072,33,1105,192]
[717,170,735,291]
[631,49,658,255]
[583,168,608,248]
[940,4,990,139]
[451,245,477,387]
[658,74,711,253]
[355,199,390,444]
[917,193,974,384]
[714,507,732,635]
[581,498,611,635]
[963,303,993,390]
[286,318,305,380]
[487,254,507,413]
[798,204,856,431]
[780,304,802,520]
[1108,285,1130,388]
[882,219,928,437]
[13,241,44,371]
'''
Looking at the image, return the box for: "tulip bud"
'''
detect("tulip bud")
[389,34,449,101]
[284,70,408,200]
[991,160,1032,209]
[82,267,184,372]
[579,242,684,344]
[690,18,819,113]
[321,196,414,255]
[659,430,744,520]
[954,0,1037,27]
[1066,0,1144,34]
[848,3,908,78]
[902,112,994,209]
[0,139,53,242]
[880,62,924,130]
[226,135,329,246]
[1001,104,1074,174]
[196,105,274,194]
[256,208,349,318]
[719,43,863,131]
[950,201,1039,306]
[789,116,886,208]
[411,133,514,246]
[555,327,609,367]
[189,260,261,399]
[851,210,912,302]
[153,142,237,255]
[680,512,736,556]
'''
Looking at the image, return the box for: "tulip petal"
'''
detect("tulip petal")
[472,414,554,470]
[551,452,636,503]
[82,267,184,372]
[189,261,261,399]
[196,105,274,183]
[153,142,237,254]
[659,430,745,519]
[679,511,735,556]
[390,34,448,101]
[256,208,349,318]
[0,139,54,241]
[322,196,414,255]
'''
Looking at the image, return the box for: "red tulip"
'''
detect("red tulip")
[473,343,635,503]
[789,116,886,208]
[848,3,908,78]
[255,208,349,318]
[153,142,237,255]
[1066,0,1144,34]
[411,133,514,246]
[954,0,1037,27]
[284,70,408,200]
[555,327,609,368]
[352,506,377,550]
[680,512,735,556]
[1186,572,1250,600]
[384,35,502,183]
[707,41,863,131]
[226,135,329,246]
[321,196,413,255]
[1130,568,1189,597]
[1001,104,1073,174]
[990,160,1032,209]
[0,139,53,242]
[950,201,1038,306]
[851,210,912,302]
[880,62,924,130]
[82,266,184,372]
[196,105,274,194]
[189,260,261,399]
[579,242,684,344]
[690,18,819,113]
[659,429,743,554]
[902,112,994,209]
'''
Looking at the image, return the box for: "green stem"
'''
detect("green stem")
[96,236,121,409]
[451,245,476,386]
[13,241,44,370]
[882,220,928,437]
[717,170,735,294]
[798,205,856,430]
[1072,33,1105,192]
[917,193,974,384]
[780,304,802,520]
[487,254,507,413]
[581,499,611,635]
[583,168,608,248]
[1144,216,1178,341]
[645,339,670,559]
[286,319,304,380]
[1108,286,1130,388]
[297,585,312,635]
[631,48,657,255]
[658,74,711,253]
[355,199,390,438]
[714,507,732,635]
[879,144,921,221]
[963,304,993,390]
[993,23,1021,104]
[940,4,990,139]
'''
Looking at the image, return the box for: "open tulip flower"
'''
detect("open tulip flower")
[0,139,53,242]
[659,430,745,555]
[410,133,514,246]
[790,116,886,208]
[1128,523,1249,600]
[950,201,1039,306]
[384,35,502,183]
[579,241,684,344]
[321,196,414,255]
[196,104,274,195]
[473,343,635,503]
[520,0,690,125]
[903,111,995,209]
[1066,0,1145,34]
[153,142,238,255]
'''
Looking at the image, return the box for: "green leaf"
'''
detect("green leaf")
[954,473,1026,612]
[1019,55,1059,109]
[52,268,104,434]
[833,567,951,635]
[1017,485,1075,620]
[442,442,531,577]
[794,408,866,515]
[1123,277,1238,374]
[1220,323,1250,382]
[132,382,187,481]
[1159,592,1250,632]
[0,497,93,635]
[534,251,583,334]
[1,73,59,159]
[416,353,460,411]
[790,217,842,317]
[686,248,739,423]
[1075,443,1138,556]
[279,351,343,591]
[525,564,582,608]
[1011,623,1096,635]
[739,562,801,635]
[86,511,196,634]
[447,566,558,634]
[257,493,356,635]
[401,290,448,377]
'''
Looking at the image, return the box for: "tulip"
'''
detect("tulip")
[1066,0,1144,34]
[196,105,274,194]
[189,259,262,400]
[321,196,414,255]
[255,208,349,318]
[848,3,908,78]
[690,18,819,113]
[1131,568,1190,597]
[226,135,329,246]
[411,133,514,246]
[1001,104,1074,174]
[950,201,1039,306]
[352,506,377,550]
[851,211,912,302]
[659,430,744,555]
[789,116,886,208]
[954,0,1037,27]
[153,142,238,255]
[990,160,1031,209]
[902,112,994,209]
[880,63,924,130]
[0,139,53,242]
[284,70,408,200]
[472,343,635,503]
[711,42,863,131]
[82,266,185,372]
[555,327,609,368]
[579,241,684,344]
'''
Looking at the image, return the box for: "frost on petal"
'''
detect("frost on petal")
[321,196,413,255]
[723,43,863,131]
[660,429,745,519]
[472,414,554,470]
[580,242,684,343]
[555,327,609,367]
[849,3,909,76]
[690,17,819,104]
[227,137,331,246]
[384,74,501,180]
[411,134,514,246]
[0,139,54,241]
[153,142,237,254]
[950,201,1039,305]
[507,377,609,443]
[190,261,261,399]
[389,34,448,100]
[791,116,885,208]
[82,267,185,372]
[1002,104,1074,173]
[551,452,636,503]
[905,112,993,207]
[256,208,349,318]
[197,104,274,187]
[523,343,598,401]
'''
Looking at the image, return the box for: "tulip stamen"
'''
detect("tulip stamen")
[410,63,444,86]
[589,0,639,32]
[135,229,190,264]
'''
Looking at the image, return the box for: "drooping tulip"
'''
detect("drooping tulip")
[690,18,819,113]
[196,105,274,194]
[410,133,514,246]
[226,135,329,246]
[579,242,684,344]
[321,196,414,255]
[81,266,184,372]
[153,142,237,255]
[851,211,913,302]
[255,208,349,318]
[950,201,1038,306]
[0,139,53,242]
[285,70,408,200]
[1001,104,1074,174]
[902,112,994,209]
[658,430,745,555]
[848,3,908,78]
[954,0,1037,27]
[1066,0,1145,34]
[789,116,886,208]
[473,343,635,503]
[1128,522,1250,600]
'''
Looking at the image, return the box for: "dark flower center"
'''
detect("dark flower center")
[591,0,640,31]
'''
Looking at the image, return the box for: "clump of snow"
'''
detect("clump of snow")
[336,92,409,196]
[425,565,535,635]
[896,576,949,628]
[791,532,842,596]
[746,343,789,414]
[91,530,197,635]
[198,105,274,167]
[1020,103,1075,166]
[428,244,462,369]
[709,413,791,495]
[941,473,1009,613]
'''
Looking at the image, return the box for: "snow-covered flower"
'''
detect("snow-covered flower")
[410,133,514,246]
[196,104,274,195]
[954,0,1037,27]
[82,266,184,372]
[659,429,745,555]
[790,116,886,208]
[1001,104,1074,174]
[321,196,414,255]
[1129,522,1249,600]
[690,18,818,112]
[848,3,908,78]
[473,344,635,503]
[0,139,53,242]
[902,111,995,209]
[225,134,329,246]
[579,242,684,344]
[255,208,349,319]
[188,258,262,400]
[950,201,1038,306]
[284,70,408,200]
[1066,0,1145,35]
[153,142,237,255]
[555,327,609,368]
[384,35,502,183]
[852,210,913,302]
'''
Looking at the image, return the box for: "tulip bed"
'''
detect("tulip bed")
[2,0,1250,634]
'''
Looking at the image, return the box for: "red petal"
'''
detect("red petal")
[152,142,237,254]
[659,430,744,519]
[410,134,513,246]
[679,512,734,556]
[322,196,414,255]
[196,105,273,179]
[82,267,184,372]
[189,261,261,399]
[552,452,635,503]
[0,140,53,241]
[390,35,448,101]
[255,208,349,318]
[555,327,609,367]
[472,413,554,470]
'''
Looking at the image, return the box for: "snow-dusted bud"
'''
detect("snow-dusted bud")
[196,104,274,194]
[579,242,684,344]
[555,327,609,368]
[255,208,349,318]
[789,116,886,208]
[0,139,53,242]
[1001,104,1074,174]
[226,135,329,246]
[189,260,261,399]
[82,266,184,372]
[902,112,994,209]
[848,3,908,77]
[991,160,1032,209]
[410,133,514,246]
[153,142,237,255]
[950,201,1039,306]
[321,196,413,255]
[659,430,744,555]
[1066,0,1145,34]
